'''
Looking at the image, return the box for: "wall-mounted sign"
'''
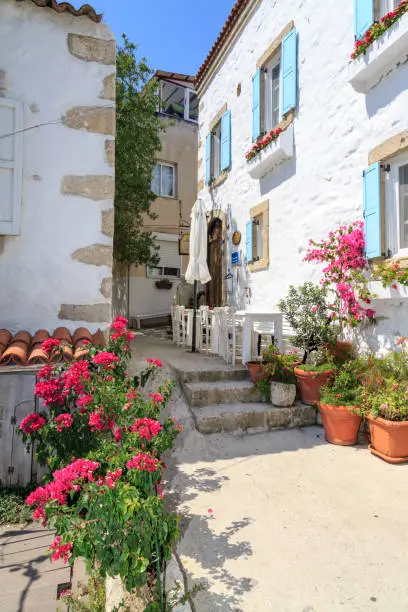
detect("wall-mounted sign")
[179,233,190,256]
[232,230,242,246]
[232,251,241,265]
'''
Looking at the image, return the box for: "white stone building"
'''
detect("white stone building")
[196,0,408,351]
[0,0,115,334]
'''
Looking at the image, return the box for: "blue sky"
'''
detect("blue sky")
[87,0,236,76]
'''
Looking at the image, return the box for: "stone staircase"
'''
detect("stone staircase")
[173,365,317,435]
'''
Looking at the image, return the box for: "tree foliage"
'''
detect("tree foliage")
[114,35,163,266]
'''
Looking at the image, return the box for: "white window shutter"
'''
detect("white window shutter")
[156,240,180,268]
[0,98,23,235]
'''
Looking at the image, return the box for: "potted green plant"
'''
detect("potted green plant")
[359,342,408,463]
[262,344,299,407]
[246,360,264,383]
[319,361,362,445]
[279,283,338,405]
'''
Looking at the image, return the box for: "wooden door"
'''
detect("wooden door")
[207,219,223,307]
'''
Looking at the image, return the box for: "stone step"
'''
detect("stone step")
[193,402,317,434]
[183,379,262,407]
[173,366,249,384]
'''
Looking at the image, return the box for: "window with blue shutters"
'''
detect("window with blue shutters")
[354,0,374,40]
[221,110,232,171]
[281,28,298,116]
[205,133,212,185]
[252,68,261,141]
[363,162,382,259]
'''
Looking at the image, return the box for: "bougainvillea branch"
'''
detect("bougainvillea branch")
[246,126,283,161]
[351,0,408,60]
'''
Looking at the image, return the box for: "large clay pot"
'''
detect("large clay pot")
[319,403,361,445]
[294,367,334,406]
[246,361,264,383]
[334,341,353,363]
[367,413,408,464]
[270,382,296,407]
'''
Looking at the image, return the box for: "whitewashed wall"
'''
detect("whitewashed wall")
[0,1,114,334]
[198,0,408,351]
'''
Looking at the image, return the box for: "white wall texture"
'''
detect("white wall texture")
[0,1,114,333]
[198,0,408,352]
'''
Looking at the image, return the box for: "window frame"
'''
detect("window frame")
[151,161,177,198]
[211,120,222,181]
[263,51,281,133]
[0,97,23,236]
[379,0,399,19]
[159,81,198,123]
[386,151,408,258]
[249,200,269,272]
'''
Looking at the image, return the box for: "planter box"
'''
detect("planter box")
[247,123,294,180]
[368,280,408,300]
[349,12,408,93]
[368,413,408,463]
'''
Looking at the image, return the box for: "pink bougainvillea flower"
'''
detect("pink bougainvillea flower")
[208,508,213,514]
[130,418,162,440]
[126,451,160,472]
[93,352,119,366]
[54,413,73,432]
[113,426,122,442]
[77,394,94,409]
[37,364,54,379]
[104,468,122,489]
[49,536,73,564]
[88,407,114,432]
[35,378,64,406]
[20,413,47,435]
[41,338,61,353]
[126,389,138,401]
[149,392,164,404]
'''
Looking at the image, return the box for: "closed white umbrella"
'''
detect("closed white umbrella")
[185,199,211,352]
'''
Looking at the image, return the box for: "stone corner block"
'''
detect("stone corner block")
[62,175,114,201]
[100,73,115,101]
[72,243,113,267]
[67,34,116,65]
[101,208,115,236]
[105,139,115,167]
[100,277,113,299]
[63,106,115,136]
[58,303,111,323]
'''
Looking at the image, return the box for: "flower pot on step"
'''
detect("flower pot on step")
[319,403,361,445]
[334,341,353,363]
[367,413,408,463]
[270,381,296,407]
[294,367,334,406]
[246,361,264,383]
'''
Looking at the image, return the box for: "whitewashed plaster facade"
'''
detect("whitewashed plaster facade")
[197,0,408,351]
[0,0,115,334]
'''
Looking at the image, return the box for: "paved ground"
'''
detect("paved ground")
[132,333,408,612]
[0,525,69,611]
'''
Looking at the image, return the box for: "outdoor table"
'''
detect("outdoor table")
[236,311,283,365]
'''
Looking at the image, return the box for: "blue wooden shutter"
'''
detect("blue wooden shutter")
[281,28,298,116]
[205,132,212,185]
[252,69,261,141]
[354,0,374,40]
[246,221,253,263]
[363,162,382,259]
[221,110,232,171]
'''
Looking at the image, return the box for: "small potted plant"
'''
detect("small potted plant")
[246,360,264,383]
[279,283,338,405]
[319,361,362,445]
[360,342,408,463]
[263,344,299,407]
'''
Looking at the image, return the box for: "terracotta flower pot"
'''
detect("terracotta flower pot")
[367,413,408,464]
[334,341,353,363]
[294,367,334,406]
[246,361,264,383]
[270,381,296,407]
[319,403,362,445]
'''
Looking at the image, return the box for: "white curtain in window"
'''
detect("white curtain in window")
[151,165,161,195]
[161,165,174,197]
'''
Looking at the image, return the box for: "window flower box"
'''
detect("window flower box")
[247,123,294,180]
[349,10,408,93]
[368,280,408,299]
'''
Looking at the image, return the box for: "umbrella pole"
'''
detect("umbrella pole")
[192,280,198,353]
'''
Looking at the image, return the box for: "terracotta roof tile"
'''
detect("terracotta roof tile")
[0,327,105,367]
[195,0,250,88]
[16,0,102,23]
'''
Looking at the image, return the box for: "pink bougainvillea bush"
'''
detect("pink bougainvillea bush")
[19,317,182,603]
[304,221,375,328]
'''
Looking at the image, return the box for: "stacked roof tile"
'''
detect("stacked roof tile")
[16,0,102,23]
[0,327,105,367]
